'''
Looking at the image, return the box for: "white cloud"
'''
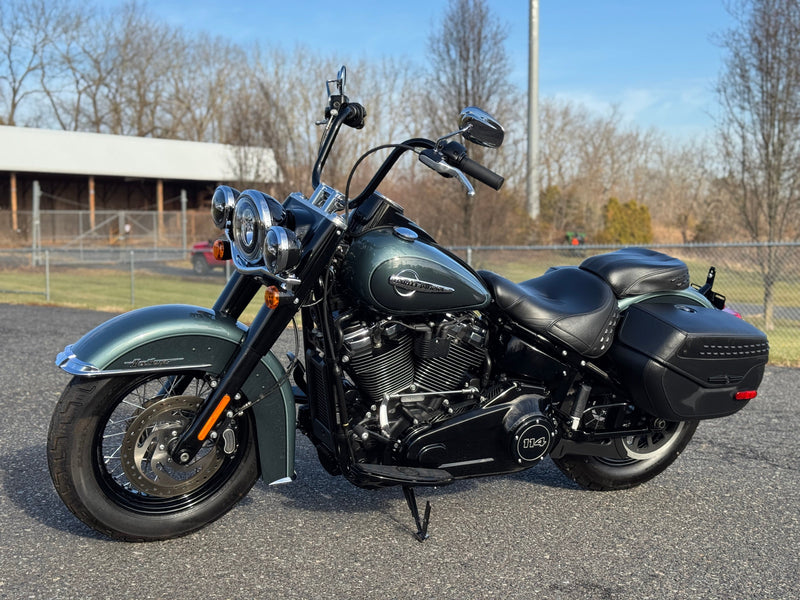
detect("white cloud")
[544,79,715,140]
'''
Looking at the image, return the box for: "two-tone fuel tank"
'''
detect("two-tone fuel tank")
[339,227,490,315]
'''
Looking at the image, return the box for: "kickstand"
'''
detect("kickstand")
[402,486,432,542]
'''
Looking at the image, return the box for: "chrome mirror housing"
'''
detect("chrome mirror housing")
[459,107,505,148]
[326,65,347,98]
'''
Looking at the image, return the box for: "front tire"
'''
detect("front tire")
[552,420,699,491]
[47,372,258,541]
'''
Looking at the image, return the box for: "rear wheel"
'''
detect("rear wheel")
[47,371,258,541]
[552,420,698,490]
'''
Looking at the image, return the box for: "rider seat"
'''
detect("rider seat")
[479,267,619,358]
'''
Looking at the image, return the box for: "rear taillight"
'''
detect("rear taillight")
[735,390,757,401]
[723,306,743,319]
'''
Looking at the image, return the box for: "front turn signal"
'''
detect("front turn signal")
[212,239,231,261]
[265,285,292,310]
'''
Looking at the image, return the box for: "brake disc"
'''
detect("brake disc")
[120,395,225,497]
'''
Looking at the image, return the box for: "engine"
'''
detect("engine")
[338,312,489,443]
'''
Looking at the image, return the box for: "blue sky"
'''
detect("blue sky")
[141,0,735,140]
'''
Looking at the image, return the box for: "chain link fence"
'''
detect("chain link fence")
[451,242,800,365]
[1,209,216,251]
[0,242,798,365]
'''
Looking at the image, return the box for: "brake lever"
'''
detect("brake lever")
[419,149,475,196]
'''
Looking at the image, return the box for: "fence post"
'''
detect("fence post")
[130,250,135,308]
[181,189,188,258]
[32,180,41,266]
[466,246,473,267]
[45,250,50,301]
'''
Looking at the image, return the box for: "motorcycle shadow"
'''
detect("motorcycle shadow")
[261,437,579,514]
[1,440,578,541]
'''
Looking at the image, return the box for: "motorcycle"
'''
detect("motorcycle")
[48,67,769,542]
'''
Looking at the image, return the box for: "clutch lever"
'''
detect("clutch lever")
[419,149,475,196]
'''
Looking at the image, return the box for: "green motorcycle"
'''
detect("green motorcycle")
[48,67,769,542]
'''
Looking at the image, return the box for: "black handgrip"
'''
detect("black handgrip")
[344,102,367,129]
[441,141,504,190]
[459,155,504,190]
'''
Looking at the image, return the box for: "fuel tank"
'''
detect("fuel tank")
[340,227,490,315]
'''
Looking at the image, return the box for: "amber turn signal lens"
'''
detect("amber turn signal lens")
[264,285,282,310]
[212,239,231,261]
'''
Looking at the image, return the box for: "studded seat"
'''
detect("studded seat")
[479,267,619,358]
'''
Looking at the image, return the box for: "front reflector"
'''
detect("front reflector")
[735,390,757,401]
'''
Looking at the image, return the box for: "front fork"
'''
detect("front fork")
[172,299,299,463]
[171,220,344,465]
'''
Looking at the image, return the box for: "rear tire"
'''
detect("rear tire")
[47,372,258,541]
[552,420,698,491]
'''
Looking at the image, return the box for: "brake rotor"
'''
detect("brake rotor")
[120,395,226,497]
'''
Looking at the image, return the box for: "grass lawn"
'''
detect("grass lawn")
[0,263,264,324]
[1,255,795,365]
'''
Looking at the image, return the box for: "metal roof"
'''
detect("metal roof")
[0,125,277,183]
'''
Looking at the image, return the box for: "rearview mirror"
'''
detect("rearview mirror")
[459,107,504,148]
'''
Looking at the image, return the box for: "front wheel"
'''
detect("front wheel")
[47,371,258,541]
[552,420,699,491]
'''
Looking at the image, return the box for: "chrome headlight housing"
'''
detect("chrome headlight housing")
[231,190,285,265]
[211,186,239,229]
[264,226,302,274]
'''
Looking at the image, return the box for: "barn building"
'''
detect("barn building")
[0,126,276,246]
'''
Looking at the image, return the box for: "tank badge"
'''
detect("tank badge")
[389,270,455,297]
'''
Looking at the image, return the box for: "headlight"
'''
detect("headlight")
[231,190,284,264]
[264,226,301,274]
[211,186,239,229]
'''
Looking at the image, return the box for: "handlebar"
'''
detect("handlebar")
[440,142,504,191]
[312,96,503,211]
[312,102,367,189]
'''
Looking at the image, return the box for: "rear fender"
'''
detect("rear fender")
[55,304,295,484]
[617,287,714,311]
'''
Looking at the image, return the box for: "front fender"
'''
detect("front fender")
[55,304,295,484]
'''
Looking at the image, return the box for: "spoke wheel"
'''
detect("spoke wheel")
[48,372,259,541]
[552,420,698,491]
[601,420,690,464]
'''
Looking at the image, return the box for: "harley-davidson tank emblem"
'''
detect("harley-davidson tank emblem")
[389,269,455,297]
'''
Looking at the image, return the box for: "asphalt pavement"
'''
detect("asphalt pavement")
[0,303,797,600]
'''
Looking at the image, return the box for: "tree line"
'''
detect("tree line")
[2,0,799,265]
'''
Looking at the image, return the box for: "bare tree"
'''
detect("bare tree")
[162,33,246,142]
[424,0,523,246]
[716,0,800,329]
[38,2,112,132]
[537,98,661,242]
[645,140,724,243]
[0,0,79,125]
